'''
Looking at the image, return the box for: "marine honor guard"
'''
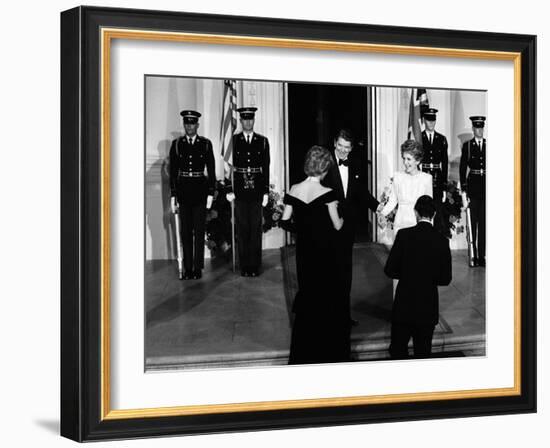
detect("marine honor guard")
[421,108,449,203]
[169,110,216,280]
[226,107,271,277]
[460,115,487,267]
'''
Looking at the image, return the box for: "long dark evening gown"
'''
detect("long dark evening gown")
[283,190,350,364]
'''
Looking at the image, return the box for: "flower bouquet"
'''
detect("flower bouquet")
[436,180,465,238]
[262,183,285,233]
[205,179,233,257]
[377,178,396,230]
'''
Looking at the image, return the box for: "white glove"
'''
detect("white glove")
[170,196,179,214]
[262,194,268,207]
[442,191,447,203]
[226,192,235,202]
[206,195,213,210]
[462,192,469,208]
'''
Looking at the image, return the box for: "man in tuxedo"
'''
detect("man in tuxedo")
[384,195,452,359]
[323,129,380,324]
[421,108,449,203]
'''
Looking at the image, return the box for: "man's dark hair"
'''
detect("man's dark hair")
[414,195,436,219]
[334,128,354,146]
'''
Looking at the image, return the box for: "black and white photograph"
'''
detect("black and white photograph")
[144,77,487,370]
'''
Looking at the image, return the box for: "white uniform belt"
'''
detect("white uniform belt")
[234,167,262,174]
[179,171,204,177]
[421,163,442,169]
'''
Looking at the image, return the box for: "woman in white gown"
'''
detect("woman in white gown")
[380,139,433,234]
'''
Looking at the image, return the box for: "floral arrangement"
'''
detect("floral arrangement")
[205,181,285,256]
[262,183,285,233]
[205,179,233,257]
[377,178,396,230]
[437,180,465,239]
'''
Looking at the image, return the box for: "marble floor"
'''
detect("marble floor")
[145,244,485,370]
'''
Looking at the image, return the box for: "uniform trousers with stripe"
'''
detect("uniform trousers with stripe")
[469,198,486,261]
[235,198,263,272]
[179,202,207,272]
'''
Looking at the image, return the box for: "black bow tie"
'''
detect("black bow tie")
[338,158,349,167]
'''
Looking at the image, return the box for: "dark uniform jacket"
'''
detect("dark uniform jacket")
[421,130,448,185]
[384,221,452,325]
[323,150,379,237]
[231,132,270,201]
[460,137,486,200]
[169,135,216,205]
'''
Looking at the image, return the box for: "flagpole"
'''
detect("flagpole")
[221,79,238,273]
[231,80,237,273]
[230,166,236,273]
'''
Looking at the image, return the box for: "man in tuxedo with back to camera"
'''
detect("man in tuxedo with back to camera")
[323,129,381,326]
[384,195,452,359]
[169,110,216,280]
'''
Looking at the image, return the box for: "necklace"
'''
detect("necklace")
[306,176,321,182]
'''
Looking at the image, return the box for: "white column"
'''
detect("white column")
[375,86,410,244]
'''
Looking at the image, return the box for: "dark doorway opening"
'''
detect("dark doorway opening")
[287,83,374,242]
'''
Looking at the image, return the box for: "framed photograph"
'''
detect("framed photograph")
[61,5,536,442]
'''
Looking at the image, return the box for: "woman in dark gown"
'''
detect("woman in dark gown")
[281,146,349,364]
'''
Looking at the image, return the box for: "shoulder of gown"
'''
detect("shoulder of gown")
[283,192,299,206]
[321,189,337,203]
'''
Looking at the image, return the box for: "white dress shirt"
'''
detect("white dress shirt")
[426,131,434,144]
[243,131,254,143]
[337,158,349,197]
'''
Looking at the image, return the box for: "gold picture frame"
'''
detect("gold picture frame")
[61,6,536,441]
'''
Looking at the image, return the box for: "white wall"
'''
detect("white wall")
[145,77,285,260]
[145,76,225,260]
[1,1,545,448]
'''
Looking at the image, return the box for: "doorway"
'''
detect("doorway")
[286,83,374,242]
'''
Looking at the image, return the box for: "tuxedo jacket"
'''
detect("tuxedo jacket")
[322,150,379,238]
[384,221,452,325]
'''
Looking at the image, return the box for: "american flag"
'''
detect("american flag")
[408,88,429,142]
[221,80,238,166]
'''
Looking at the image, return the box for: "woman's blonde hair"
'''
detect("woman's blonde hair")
[304,145,334,176]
